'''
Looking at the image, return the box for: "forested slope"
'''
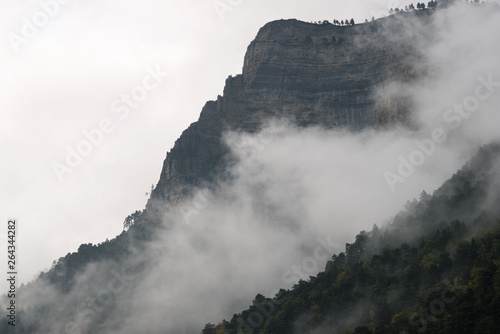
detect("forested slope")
[206,143,500,334]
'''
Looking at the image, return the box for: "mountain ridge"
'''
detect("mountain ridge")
[206,142,500,334]
[5,8,500,334]
[147,15,426,209]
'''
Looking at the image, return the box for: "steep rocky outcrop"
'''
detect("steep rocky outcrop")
[148,14,429,207]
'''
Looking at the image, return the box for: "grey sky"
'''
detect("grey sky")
[2,0,498,293]
[0,0,411,289]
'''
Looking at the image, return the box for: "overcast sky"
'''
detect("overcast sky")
[0,0,476,291]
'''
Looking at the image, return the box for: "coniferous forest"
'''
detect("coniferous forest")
[204,144,500,334]
[2,1,500,333]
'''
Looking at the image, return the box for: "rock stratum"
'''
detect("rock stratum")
[147,14,429,208]
[7,8,500,334]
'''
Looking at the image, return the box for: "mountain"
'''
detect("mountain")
[2,5,500,334]
[205,142,500,334]
[146,14,427,208]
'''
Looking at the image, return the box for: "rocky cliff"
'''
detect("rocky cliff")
[147,14,428,207]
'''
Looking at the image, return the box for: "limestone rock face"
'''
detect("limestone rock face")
[148,16,426,207]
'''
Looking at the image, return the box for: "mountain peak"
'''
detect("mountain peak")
[146,16,420,208]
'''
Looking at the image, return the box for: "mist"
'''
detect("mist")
[0,0,415,295]
[4,1,500,334]
[115,3,500,333]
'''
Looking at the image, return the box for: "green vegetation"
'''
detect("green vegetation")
[2,140,499,334]
[313,0,497,27]
[205,144,500,334]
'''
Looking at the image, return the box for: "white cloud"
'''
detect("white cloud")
[1,0,499,319]
[0,0,408,290]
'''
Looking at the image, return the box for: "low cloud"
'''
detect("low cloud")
[2,1,500,334]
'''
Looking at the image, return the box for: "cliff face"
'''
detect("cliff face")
[148,16,425,207]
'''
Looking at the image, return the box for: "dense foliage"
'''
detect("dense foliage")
[205,144,500,334]
[2,138,498,334]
